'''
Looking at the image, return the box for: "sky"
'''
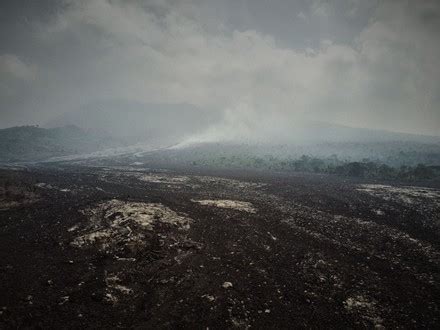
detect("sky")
[0,0,439,138]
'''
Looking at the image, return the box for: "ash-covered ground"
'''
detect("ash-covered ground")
[1,162,440,328]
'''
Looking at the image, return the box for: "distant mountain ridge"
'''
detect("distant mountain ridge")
[0,125,121,162]
[1,118,439,164]
[46,100,220,144]
[289,121,440,144]
[45,99,440,146]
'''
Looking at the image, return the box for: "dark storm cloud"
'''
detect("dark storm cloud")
[0,0,439,137]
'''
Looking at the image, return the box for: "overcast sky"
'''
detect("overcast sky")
[1,0,439,137]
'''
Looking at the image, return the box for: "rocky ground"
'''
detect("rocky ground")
[0,163,439,328]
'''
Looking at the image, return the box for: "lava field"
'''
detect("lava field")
[1,164,439,328]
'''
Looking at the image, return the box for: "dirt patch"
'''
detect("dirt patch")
[138,174,190,185]
[71,199,192,255]
[192,199,256,213]
[357,184,440,205]
[344,295,384,328]
[0,184,39,210]
[195,176,265,189]
[104,274,134,304]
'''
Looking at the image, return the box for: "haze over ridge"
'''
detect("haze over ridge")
[1,0,439,139]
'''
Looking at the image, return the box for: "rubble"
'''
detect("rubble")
[71,199,193,255]
[1,166,439,328]
[193,199,256,213]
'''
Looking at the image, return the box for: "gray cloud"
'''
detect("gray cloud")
[0,54,36,82]
[0,0,439,137]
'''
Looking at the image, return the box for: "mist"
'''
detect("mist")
[1,0,440,143]
[3,2,440,327]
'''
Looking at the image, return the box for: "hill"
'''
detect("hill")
[0,125,121,162]
[46,100,220,144]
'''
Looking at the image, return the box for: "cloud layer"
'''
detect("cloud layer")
[1,0,439,137]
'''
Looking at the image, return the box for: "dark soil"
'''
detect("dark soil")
[0,164,439,329]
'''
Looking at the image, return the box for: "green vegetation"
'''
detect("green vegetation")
[190,154,440,181]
